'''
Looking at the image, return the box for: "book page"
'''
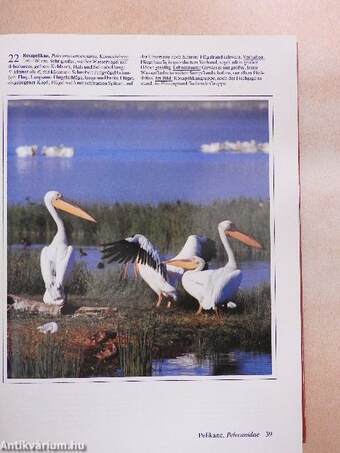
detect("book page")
[0,35,301,453]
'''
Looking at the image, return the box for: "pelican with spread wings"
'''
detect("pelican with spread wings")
[101,234,216,307]
[166,220,263,314]
[40,191,96,305]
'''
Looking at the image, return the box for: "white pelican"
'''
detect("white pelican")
[40,191,96,305]
[42,145,75,158]
[166,220,263,315]
[200,140,269,154]
[101,234,216,308]
[16,145,38,157]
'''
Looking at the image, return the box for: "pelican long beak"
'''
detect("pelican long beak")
[164,258,198,270]
[52,198,96,223]
[226,230,262,249]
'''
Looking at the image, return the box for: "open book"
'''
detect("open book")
[0,35,301,453]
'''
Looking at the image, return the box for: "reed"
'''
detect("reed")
[7,284,271,379]
[8,249,91,296]
[233,284,272,350]
[117,317,157,377]
[8,324,85,379]
[8,198,270,259]
[86,267,154,300]
[7,248,271,337]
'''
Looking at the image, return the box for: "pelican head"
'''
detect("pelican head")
[218,220,262,249]
[44,190,96,223]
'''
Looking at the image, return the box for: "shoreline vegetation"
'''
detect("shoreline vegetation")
[8,284,271,379]
[7,197,271,379]
[8,250,271,379]
[8,198,270,259]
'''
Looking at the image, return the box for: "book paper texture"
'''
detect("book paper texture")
[0,35,301,453]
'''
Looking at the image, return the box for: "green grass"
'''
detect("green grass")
[8,248,155,300]
[8,198,270,259]
[7,230,272,379]
[7,248,272,358]
[8,283,271,379]
[8,327,85,379]
[117,317,157,377]
[8,249,91,296]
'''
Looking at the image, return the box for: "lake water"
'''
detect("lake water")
[152,350,272,376]
[7,151,269,204]
[7,102,269,204]
[10,244,270,290]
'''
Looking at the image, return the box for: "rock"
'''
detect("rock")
[8,294,62,316]
[73,306,113,317]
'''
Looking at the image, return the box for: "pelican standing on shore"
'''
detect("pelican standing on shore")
[166,220,263,314]
[101,234,216,308]
[40,191,96,305]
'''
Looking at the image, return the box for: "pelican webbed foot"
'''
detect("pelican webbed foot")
[166,295,177,309]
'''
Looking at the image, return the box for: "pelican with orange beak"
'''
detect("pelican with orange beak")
[165,220,263,315]
[40,191,96,305]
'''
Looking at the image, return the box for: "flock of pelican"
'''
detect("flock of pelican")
[40,190,262,314]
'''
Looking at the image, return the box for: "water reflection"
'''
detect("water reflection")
[153,350,272,376]
[8,151,269,204]
[15,156,39,176]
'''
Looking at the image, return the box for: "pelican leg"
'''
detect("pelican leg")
[134,262,139,279]
[214,305,220,318]
[196,304,203,316]
[123,263,129,279]
[167,299,172,309]
[156,293,163,308]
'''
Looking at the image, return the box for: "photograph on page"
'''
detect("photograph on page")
[0,34,302,453]
[6,97,274,380]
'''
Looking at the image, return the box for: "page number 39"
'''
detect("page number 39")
[265,431,273,438]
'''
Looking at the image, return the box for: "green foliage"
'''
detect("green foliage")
[68,262,92,295]
[117,317,157,377]
[8,198,270,259]
[233,284,272,350]
[171,284,272,355]
[8,250,45,295]
[7,284,272,379]
[87,268,154,300]
[8,328,85,379]
[192,284,272,352]
[8,249,91,296]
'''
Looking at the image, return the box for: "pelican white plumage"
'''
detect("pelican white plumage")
[42,145,75,158]
[16,145,38,157]
[40,191,96,305]
[101,234,216,308]
[166,220,262,314]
